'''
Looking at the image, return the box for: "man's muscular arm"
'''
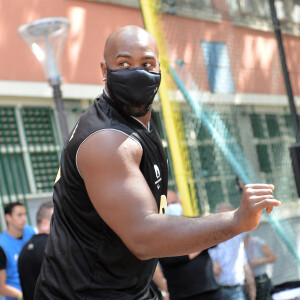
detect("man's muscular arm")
[77,130,280,260]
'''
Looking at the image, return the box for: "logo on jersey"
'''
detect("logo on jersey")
[27,243,34,250]
[154,164,162,190]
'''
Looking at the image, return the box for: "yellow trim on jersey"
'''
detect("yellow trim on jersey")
[159,195,167,214]
[55,167,61,184]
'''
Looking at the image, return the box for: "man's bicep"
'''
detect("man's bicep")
[77,130,158,251]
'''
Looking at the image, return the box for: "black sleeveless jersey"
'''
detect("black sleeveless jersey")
[34,94,168,300]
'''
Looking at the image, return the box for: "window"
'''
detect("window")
[249,112,298,201]
[205,181,223,211]
[256,144,272,173]
[275,0,289,21]
[239,0,259,15]
[201,41,235,94]
[162,0,212,11]
[180,104,299,214]
[22,107,61,192]
[181,106,243,214]
[292,0,300,22]
[228,0,300,35]
[81,0,139,8]
[0,106,61,201]
[0,107,29,197]
[274,0,300,23]
[238,0,271,17]
[160,0,222,22]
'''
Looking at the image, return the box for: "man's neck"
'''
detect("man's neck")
[6,227,23,239]
[133,111,151,129]
[38,226,50,235]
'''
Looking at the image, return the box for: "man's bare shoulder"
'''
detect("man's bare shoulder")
[77,129,142,176]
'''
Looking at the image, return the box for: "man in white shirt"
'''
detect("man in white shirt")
[209,203,256,300]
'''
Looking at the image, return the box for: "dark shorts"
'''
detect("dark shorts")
[255,273,272,300]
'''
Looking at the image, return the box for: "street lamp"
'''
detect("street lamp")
[18,17,70,142]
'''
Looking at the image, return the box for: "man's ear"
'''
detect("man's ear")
[100,62,107,81]
[5,214,11,224]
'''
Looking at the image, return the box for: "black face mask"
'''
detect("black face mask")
[106,66,161,106]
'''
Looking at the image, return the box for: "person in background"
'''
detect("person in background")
[159,190,224,300]
[18,201,54,300]
[151,263,169,300]
[236,176,245,193]
[244,233,276,300]
[34,25,280,299]
[0,202,36,300]
[208,203,256,300]
[165,190,183,216]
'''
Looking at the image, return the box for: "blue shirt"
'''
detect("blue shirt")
[0,225,35,300]
[245,236,267,276]
[208,233,248,286]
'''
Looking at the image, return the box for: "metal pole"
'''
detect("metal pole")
[52,84,69,143]
[269,0,300,142]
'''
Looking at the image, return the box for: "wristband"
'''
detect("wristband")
[161,290,167,297]
[17,292,23,300]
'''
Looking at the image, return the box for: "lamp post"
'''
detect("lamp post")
[18,17,70,142]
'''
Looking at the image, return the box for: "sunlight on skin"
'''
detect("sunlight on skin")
[135,30,155,48]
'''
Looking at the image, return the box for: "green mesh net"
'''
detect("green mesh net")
[152,0,300,285]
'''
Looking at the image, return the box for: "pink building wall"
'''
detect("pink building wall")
[163,14,300,95]
[0,0,144,85]
[1,0,299,95]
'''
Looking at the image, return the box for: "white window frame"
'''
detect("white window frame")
[228,0,300,36]
[160,0,222,23]
[0,105,62,200]
[81,0,140,8]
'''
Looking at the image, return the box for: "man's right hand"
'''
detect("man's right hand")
[234,184,280,233]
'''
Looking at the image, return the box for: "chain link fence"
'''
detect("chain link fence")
[151,0,300,285]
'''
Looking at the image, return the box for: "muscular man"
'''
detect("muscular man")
[0,202,35,300]
[34,25,280,299]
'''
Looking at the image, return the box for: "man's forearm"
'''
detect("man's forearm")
[136,210,240,259]
[0,284,23,299]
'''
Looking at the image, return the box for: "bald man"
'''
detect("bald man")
[34,25,280,299]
